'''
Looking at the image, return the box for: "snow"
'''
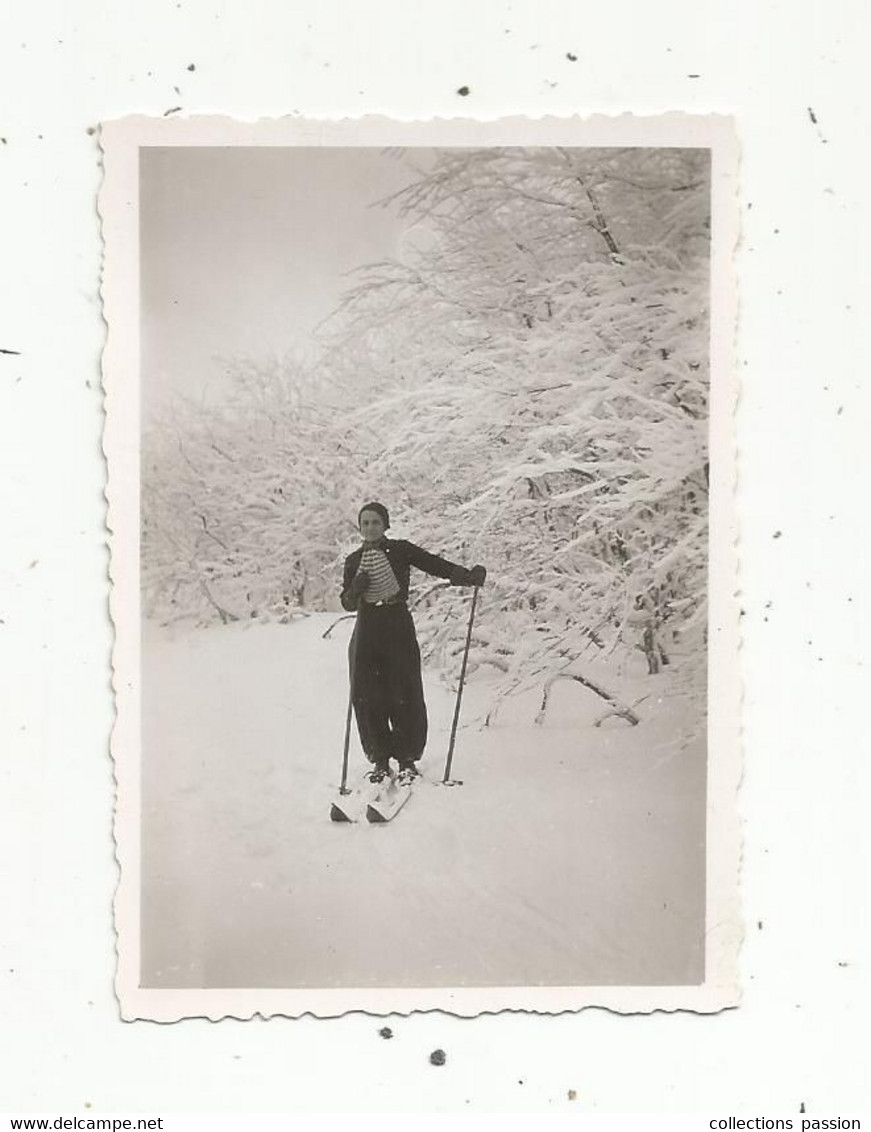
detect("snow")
[141,615,705,989]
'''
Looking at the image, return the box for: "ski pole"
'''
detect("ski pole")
[339,616,359,795]
[339,689,353,795]
[442,584,480,784]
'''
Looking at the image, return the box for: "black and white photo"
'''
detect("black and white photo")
[101,114,740,1019]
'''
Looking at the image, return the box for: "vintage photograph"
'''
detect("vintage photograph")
[102,115,740,1018]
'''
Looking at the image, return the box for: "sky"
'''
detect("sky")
[140,146,432,417]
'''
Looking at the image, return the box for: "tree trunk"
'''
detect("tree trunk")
[578,179,623,262]
[197,576,239,625]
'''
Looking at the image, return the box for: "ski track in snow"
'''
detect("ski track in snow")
[141,616,705,989]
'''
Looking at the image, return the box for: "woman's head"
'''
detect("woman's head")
[358,501,390,542]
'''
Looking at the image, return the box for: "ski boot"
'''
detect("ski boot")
[365,762,391,785]
[396,760,420,787]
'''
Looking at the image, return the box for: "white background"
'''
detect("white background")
[0,0,868,1116]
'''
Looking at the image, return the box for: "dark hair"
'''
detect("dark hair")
[358,501,390,530]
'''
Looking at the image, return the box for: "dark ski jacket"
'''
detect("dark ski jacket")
[340,537,472,612]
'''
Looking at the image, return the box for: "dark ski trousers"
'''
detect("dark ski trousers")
[349,602,428,767]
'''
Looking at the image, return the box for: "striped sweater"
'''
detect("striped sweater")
[358,544,401,603]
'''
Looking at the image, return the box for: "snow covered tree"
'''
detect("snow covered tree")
[142,356,365,624]
[317,147,711,711]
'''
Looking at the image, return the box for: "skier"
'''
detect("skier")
[340,501,486,786]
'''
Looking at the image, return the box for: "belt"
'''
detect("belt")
[364,595,405,608]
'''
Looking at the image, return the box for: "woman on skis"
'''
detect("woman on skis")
[340,501,486,786]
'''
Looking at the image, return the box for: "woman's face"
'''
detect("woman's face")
[359,510,386,542]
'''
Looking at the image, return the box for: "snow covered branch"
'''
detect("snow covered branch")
[535,672,640,728]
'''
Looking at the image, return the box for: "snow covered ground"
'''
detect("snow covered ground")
[141,614,706,989]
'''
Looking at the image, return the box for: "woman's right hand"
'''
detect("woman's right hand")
[350,570,370,597]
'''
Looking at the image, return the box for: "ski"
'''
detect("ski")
[329,797,359,823]
[330,770,419,824]
[365,777,414,823]
[329,778,384,823]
